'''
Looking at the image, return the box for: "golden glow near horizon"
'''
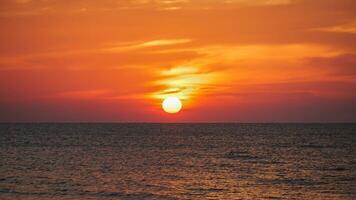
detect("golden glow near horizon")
[162,97,182,114]
[152,65,220,102]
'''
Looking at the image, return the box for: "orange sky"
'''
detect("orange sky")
[0,0,356,122]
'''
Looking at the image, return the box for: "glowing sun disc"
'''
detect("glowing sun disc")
[162,97,182,114]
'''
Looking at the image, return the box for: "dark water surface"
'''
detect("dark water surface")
[0,123,355,199]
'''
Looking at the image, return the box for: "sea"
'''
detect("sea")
[0,123,355,199]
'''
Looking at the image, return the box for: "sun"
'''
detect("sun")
[162,97,182,114]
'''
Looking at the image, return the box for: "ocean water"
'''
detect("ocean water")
[0,123,355,200]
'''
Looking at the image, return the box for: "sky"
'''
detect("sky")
[0,0,355,122]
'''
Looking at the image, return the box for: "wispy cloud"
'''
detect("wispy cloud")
[151,65,221,101]
[15,0,32,4]
[314,20,356,34]
[55,89,112,99]
[149,42,350,104]
[0,0,295,17]
[103,39,192,53]
[133,39,192,48]
[224,0,292,6]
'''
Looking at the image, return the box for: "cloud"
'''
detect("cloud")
[0,0,295,17]
[15,0,32,4]
[131,42,350,105]
[133,39,192,47]
[104,39,192,52]
[55,89,112,99]
[0,38,197,71]
[304,53,356,76]
[225,0,292,6]
[151,65,222,101]
[314,20,356,34]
